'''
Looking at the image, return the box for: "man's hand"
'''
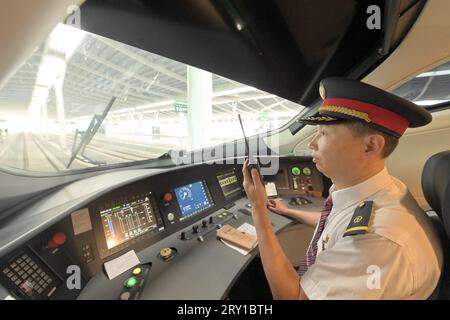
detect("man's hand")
[267,199,289,215]
[242,159,267,211]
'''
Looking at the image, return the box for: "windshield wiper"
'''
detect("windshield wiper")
[67,97,116,169]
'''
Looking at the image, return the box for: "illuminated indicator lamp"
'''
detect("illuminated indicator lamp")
[132,268,142,276]
[163,193,173,202]
[303,167,312,176]
[291,166,301,176]
[125,277,137,288]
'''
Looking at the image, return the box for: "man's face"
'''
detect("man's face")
[309,124,366,180]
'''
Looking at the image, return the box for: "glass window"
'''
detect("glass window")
[0,24,304,173]
[393,61,450,106]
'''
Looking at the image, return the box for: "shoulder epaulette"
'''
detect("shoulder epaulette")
[343,201,373,237]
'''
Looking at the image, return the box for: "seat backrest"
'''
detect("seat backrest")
[422,150,450,299]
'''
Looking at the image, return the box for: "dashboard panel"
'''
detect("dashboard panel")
[0,157,326,300]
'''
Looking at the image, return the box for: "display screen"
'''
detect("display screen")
[100,193,163,250]
[175,180,214,221]
[217,170,241,198]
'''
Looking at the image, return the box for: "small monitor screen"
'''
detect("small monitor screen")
[175,180,214,221]
[217,170,241,198]
[100,194,163,250]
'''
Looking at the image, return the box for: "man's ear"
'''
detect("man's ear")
[363,134,385,157]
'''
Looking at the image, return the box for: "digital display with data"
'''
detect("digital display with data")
[100,193,164,250]
[217,170,242,198]
[175,180,214,221]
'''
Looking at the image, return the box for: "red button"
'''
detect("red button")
[163,193,173,202]
[48,232,66,248]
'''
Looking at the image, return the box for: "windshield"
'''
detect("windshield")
[0,24,304,173]
[393,60,450,106]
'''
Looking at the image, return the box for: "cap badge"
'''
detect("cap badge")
[319,83,326,100]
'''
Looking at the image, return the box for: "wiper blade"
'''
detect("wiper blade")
[67,97,116,169]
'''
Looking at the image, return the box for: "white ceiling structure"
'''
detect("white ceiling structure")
[0,25,303,123]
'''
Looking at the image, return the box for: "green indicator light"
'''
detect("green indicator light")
[125,277,137,288]
[303,167,312,176]
[291,166,301,176]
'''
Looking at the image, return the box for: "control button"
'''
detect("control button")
[218,214,223,219]
[132,268,142,276]
[48,232,66,248]
[202,220,208,228]
[192,225,199,234]
[159,247,173,260]
[163,193,173,202]
[167,213,175,221]
[180,231,187,240]
[222,212,228,217]
[303,167,312,176]
[158,247,177,262]
[291,166,301,176]
[120,292,131,300]
[125,277,137,288]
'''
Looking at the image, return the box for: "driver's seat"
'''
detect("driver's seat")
[422,151,450,299]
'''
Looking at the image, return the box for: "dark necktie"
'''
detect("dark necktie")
[297,195,333,276]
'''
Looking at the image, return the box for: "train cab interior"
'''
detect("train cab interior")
[0,0,449,300]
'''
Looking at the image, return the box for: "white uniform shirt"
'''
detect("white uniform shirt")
[301,167,443,299]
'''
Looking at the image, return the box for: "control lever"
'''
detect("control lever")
[299,196,312,205]
[238,208,252,216]
[289,197,299,206]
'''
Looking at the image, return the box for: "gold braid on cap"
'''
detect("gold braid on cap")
[319,105,371,123]
[301,116,336,122]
